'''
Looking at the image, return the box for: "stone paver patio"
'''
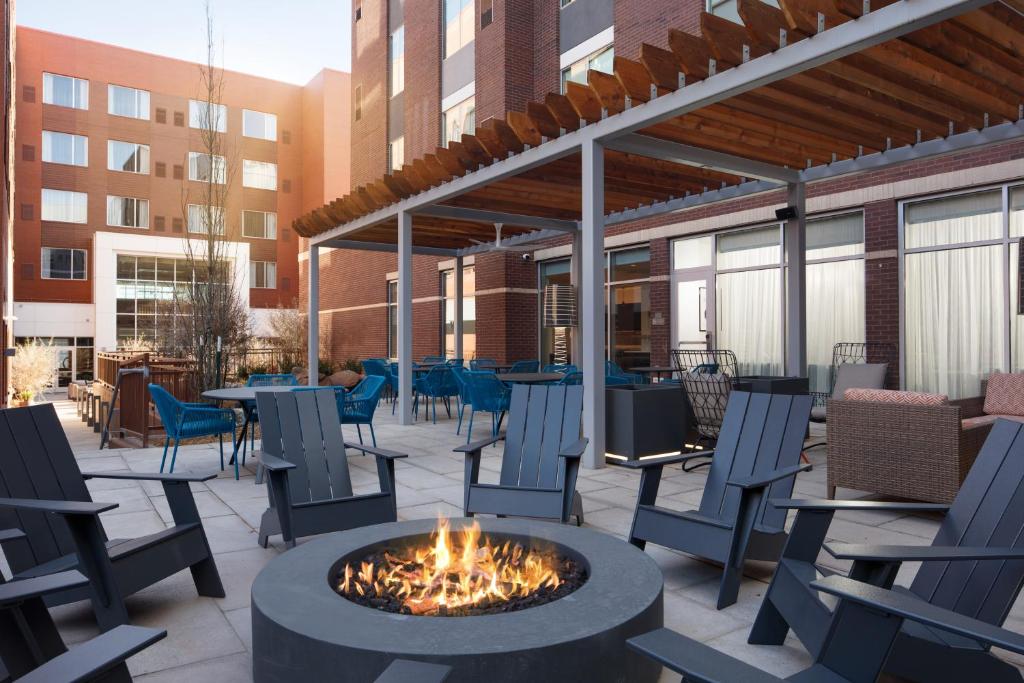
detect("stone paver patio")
[27,398,1024,681]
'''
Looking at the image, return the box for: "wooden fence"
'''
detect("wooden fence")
[97,352,195,447]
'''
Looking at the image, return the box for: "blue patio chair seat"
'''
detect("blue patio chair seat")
[508,359,540,373]
[463,371,512,443]
[362,359,392,401]
[450,365,473,434]
[413,366,459,424]
[607,360,644,384]
[543,363,577,374]
[148,384,235,476]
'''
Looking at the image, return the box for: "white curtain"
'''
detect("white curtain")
[806,260,865,392]
[41,189,87,223]
[906,191,1002,248]
[717,269,782,376]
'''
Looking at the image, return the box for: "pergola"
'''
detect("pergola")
[296,0,1024,468]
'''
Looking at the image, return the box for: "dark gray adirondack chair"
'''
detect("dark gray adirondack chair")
[457,384,587,525]
[374,660,452,682]
[622,391,812,609]
[629,574,1024,683]
[750,417,1024,683]
[0,569,165,682]
[0,403,225,631]
[255,388,407,549]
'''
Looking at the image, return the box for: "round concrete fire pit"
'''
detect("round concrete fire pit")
[252,518,663,683]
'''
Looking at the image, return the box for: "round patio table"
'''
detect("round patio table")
[496,372,565,384]
[202,385,307,468]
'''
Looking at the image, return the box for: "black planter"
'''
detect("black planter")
[735,375,809,395]
[605,384,690,460]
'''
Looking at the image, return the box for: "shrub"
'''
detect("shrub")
[10,340,54,402]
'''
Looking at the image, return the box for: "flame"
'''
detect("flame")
[337,518,566,616]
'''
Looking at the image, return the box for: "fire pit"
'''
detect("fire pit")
[252,518,663,682]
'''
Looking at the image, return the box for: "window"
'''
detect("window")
[187,204,226,234]
[387,280,398,358]
[706,0,778,24]
[41,189,87,223]
[440,266,476,358]
[442,96,475,147]
[354,85,362,121]
[108,140,150,174]
[390,26,405,97]
[189,99,227,132]
[560,45,614,93]
[243,159,277,190]
[41,248,87,280]
[388,136,405,172]
[559,0,574,7]
[539,260,573,366]
[42,72,88,109]
[243,109,277,140]
[106,196,149,229]
[250,261,277,289]
[480,0,493,27]
[242,210,277,239]
[355,0,362,20]
[107,84,150,120]
[42,131,88,166]
[115,255,202,343]
[188,152,226,183]
[444,0,474,58]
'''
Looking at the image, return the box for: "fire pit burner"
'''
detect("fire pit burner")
[334,518,587,616]
[252,518,663,683]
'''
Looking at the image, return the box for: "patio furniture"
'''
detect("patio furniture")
[606,384,690,461]
[0,569,166,681]
[450,365,473,435]
[457,384,587,525]
[148,383,236,475]
[0,403,225,630]
[375,660,452,682]
[362,358,392,401]
[445,357,465,367]
[413,366,458,424]
[508,359,540,373]
[606,360,644,384]
[751,418,1024,683]
[810,341,896,420]
[469,358,497,370]
[294,376,388,446]
[557,371,583,385]
[462,371,512,443]
[670,349,739,455]
[542,363,577,374]
[421,355,445,364]
[826,388,990,502]
[630,574,1024,683]
[242,372,299,453]
[620,391,812,608]
[254,388,407,549]
[497,372,564,385]
[630,365,676,382]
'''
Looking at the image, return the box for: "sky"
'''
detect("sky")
[17,0,352,85]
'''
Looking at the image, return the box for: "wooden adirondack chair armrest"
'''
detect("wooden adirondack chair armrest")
[15,625,166,683]
[82,470,218,483]
[812,575,1024,658]
[558,438,589,459]
[825,544,1024,563]
[344,442,408,460]
[0,527,26,543]
[613,450,715,469]
[259,453,297,471]
[0,496,117,516]
[768,498,950,513]
[454,434,505,454]
[627,628,784,683]
[726,463,811,490]
[0,570,89,606]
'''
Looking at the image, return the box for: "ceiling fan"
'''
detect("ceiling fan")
[469,223,534,252]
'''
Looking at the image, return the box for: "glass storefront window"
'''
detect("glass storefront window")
[540,260,573,366]
[716,226,780,270]
[905,190,1003,248]
[672,235,713,270]
[440,265,476,358]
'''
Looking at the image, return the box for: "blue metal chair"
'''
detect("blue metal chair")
[295,376,388,446]
[450,365,473,434]
[543,363,577,374]
[606,360,644,384]
[470,358,497,370]
[421,355,445,364]
[244,374,299,454]
[445,358,465,367]
[508,359,540,373]
[413,366,459,424]
[362,358,392,402]
[464,371,511,444]
[387,362,403,414]
[148,384,236,476]
[558,371,583,385]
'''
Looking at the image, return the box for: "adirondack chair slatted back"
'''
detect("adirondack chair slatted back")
[500,385,583,490]
[0,405,93,573]
[698,391,811,531]
[910,419,1024,624]
[256,389,354,504]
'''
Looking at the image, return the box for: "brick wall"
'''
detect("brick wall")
[404,1,442,159]
[530,0,560,101]
[476,0,536,124]
[864,199,900,388]
[351,0,389,187]
[648,237,671,367]
[615,0,702,60]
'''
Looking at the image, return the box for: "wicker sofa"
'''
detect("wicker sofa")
[826,393,991,504]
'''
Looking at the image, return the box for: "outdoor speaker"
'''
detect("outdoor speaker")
[543,284,578,327]
[775,206,798,221]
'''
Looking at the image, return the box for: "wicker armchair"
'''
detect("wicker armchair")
[826,395,990,503]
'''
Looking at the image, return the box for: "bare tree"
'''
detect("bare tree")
[172,0,249,392]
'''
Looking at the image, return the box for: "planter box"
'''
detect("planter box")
[735,375,809,395]
[605,384,690,461]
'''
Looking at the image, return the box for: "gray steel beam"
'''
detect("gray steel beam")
[307,246,319,387]
[784,183,807,377]
[605,179,783,226]
[415,205,578,233]
[321,239,458,257]
[455,228,567,256]
[581,139,606,470]
[397,211,413,426]
[606,134,800,184]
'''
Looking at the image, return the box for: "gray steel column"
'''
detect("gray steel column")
[454,256,464,360]
[571,230,583,364]
[307,244,319,387]
[784,182,807,377]
[398,211,414,425]
[581,139,606,469]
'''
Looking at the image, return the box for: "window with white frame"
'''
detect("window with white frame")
[243,159,277,190]
[41,247,87,280]
[187,204,225,234]
[388,136,405,172]
[560,45,613,93]
[444,0,474,58]
[242,210,277,239]
[41,189,87,223]
[108,140,149,174]
[390,26,405,97]
[106,196,149,229]
[107,84,150,120]
[189,99,227,132]
[250,261,276,289]
[243,109,277,141]
[442,96,475,147]
[188,151,226,183]
[42,73,88,109]
[42,131,88,166]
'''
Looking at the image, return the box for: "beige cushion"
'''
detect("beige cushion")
[844,388,949,405]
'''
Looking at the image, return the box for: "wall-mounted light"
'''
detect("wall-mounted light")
[775,206,799,221]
